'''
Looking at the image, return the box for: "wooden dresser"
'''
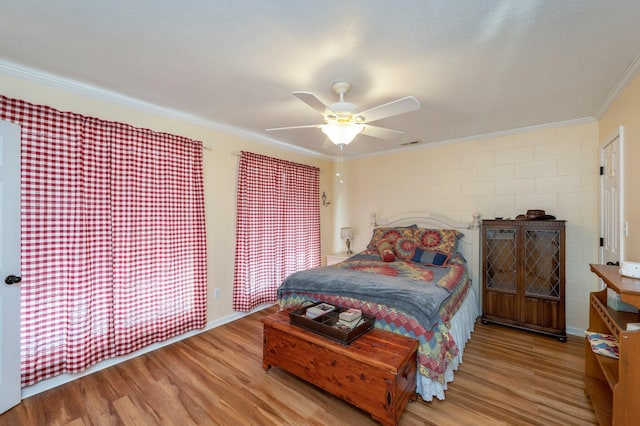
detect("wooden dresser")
[586,264,640,425]
[481,219,566,340]
[262,310,418,426]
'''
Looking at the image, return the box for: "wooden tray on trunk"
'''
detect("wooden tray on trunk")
[289,303,374,345]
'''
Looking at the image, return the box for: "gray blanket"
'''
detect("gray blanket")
[277,266,451,329]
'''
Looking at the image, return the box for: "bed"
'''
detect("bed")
[277,211,481,401]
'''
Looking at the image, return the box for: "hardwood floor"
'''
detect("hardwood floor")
[1,306,597,425]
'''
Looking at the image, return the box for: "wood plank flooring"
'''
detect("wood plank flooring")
[1,306,597,425]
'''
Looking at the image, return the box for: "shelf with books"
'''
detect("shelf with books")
[586,264,640,425]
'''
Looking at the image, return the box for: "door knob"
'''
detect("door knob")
[4,275,21,285]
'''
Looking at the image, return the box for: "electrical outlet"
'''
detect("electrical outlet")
[214,288,221,298]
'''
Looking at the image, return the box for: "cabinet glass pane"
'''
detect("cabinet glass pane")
[485,228,516,291]
[524,229,560,297]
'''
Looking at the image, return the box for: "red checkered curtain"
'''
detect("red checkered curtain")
[233,151,320,311]
[0,95,207,387]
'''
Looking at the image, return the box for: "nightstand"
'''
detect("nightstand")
[326,252,351,266]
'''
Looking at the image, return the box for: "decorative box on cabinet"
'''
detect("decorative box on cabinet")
[481,219,566,340]
[585,264,640,426]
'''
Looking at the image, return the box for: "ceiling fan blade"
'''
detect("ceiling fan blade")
[361,125,405,139]
[292,91,335,115]
[266,124,322,131]
[357,96,420,123]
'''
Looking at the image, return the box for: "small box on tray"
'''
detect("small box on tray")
[338,317,364,329]
[305,302,336,319]
[338,309,364,329]
[339,308,362,322]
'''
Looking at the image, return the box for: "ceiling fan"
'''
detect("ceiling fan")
[266,81,421,147]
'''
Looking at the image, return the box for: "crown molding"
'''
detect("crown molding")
[594,53,640,119]
[350,116,597,161]
[0,59,616,163]
[0,60,330,160]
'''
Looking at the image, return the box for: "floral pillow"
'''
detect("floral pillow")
[393,237,419,261]
[366,225,417,251]
[413,229,461,256]
[375,239,395,262]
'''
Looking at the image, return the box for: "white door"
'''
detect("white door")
[0,119,21,414]
[600,126,624,266]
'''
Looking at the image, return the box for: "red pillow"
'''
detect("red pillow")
[375,239,395,262]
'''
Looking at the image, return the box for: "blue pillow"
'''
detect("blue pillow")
[411,247,449,267]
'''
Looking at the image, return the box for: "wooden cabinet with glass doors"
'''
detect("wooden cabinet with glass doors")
[481,219,566,340]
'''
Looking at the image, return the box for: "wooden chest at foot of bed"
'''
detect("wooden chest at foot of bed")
[262,310,418,426]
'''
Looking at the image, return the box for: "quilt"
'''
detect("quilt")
[278,252,470,383]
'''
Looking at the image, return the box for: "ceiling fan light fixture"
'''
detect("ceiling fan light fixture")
[267,82,420,151]
[322,122,363,146]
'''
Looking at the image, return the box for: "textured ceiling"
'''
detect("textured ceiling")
[1,1,640,158]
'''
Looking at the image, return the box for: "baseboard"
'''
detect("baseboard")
[566,326,584,337]
[20,303,275,399]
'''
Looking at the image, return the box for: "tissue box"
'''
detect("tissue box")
[607,288,640,313]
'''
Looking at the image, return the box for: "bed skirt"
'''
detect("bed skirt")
[417,287,478,401]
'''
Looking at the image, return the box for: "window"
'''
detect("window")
[0,95,207,386]
[233,151,320,311]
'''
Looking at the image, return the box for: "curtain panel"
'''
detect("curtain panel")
[233,151,321,311]
[0,95,207,387]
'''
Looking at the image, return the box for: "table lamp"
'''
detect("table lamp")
[340,227,354,254]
